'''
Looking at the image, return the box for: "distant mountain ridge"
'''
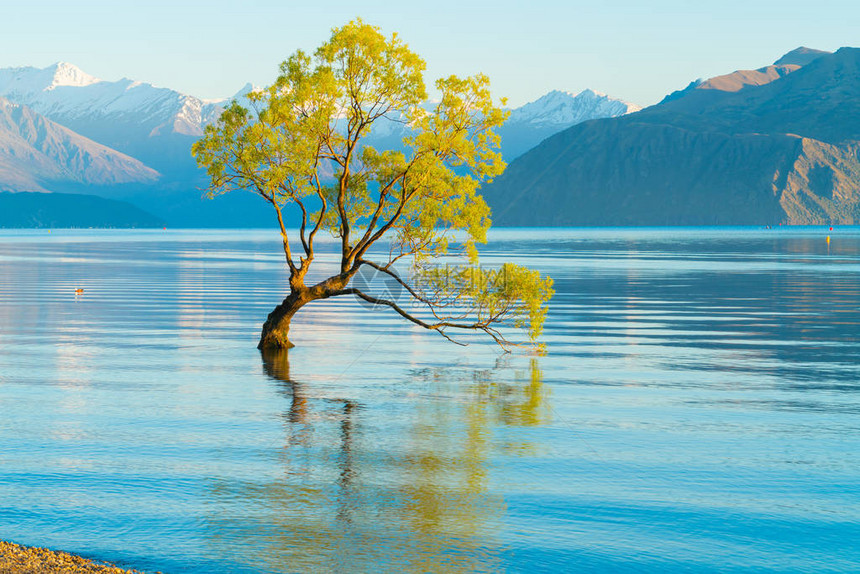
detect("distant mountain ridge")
[498,89,640,159]
[773,46,831,67]
[0,97,158,192]
[0,63,223,138]
[508,89,639,125]
[0,191,163,228]
[0,63,254,178]
[0,61,642,226]
[485,47,860,226]
[0,62,639,163]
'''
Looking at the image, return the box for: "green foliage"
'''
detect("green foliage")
[415,262,554,345]
[193,19,553,349]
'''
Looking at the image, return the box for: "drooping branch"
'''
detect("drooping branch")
[356,259,436,308]
[330,287,513,350]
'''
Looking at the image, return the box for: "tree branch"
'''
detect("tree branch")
[328,287,512,350]
[266,194,297,274]
[356,259,435,308]
[306,155,327,259]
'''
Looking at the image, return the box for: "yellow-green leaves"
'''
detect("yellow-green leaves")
[415,262,555,347]
[316,19,427,119]
[193,19,554,350]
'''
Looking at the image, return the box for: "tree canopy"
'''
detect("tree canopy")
[193,19,553,351]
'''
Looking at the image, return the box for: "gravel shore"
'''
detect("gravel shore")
[0,540,148,573]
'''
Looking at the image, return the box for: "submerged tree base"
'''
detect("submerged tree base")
[257,294,305,350]
[258,330,295,350]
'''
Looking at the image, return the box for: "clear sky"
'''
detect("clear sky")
[2,0,858,107]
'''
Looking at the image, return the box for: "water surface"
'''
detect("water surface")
[1,227,858,573]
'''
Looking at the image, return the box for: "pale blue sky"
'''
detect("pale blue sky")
[2,0,857,107]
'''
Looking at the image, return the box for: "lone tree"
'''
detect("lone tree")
[193,20,553,351]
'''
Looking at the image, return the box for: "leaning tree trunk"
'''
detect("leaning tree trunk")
[258,291,308,350]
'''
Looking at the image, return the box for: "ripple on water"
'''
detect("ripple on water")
[0,227,859,573]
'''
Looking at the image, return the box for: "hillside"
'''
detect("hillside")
[486,47,860,226]
[0,97,158,192]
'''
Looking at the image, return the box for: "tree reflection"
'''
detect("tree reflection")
[262,348,359,526]
[206,350,549,573]
[397,359,549,573]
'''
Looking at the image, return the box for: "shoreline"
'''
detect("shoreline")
[0,540,148,573]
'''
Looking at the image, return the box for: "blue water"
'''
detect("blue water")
[0,227,858,573]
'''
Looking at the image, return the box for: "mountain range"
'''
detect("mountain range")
[498,89,639,160]
[0,63,638,226]
[0,97,157,192]
[486,47,860,226]
[3,48,858,228]
[0,63,236,175]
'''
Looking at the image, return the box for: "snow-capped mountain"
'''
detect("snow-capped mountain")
[0,61,639,166]
[498,89,640,159]
[0,61,641,225]
[0,97,158,192]
[0,62,219,138]
[0,63,253,176]
[508,89,640,127]
[350,90,640,161]
[0,62,100,92]
[219,83,260,110]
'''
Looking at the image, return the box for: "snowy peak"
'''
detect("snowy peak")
[231,83,257,101]
[508,89,641,127]
[494,89,641,161]
[47,62,100,89]
[0,61,243,174]
[220,83,262,109]
[0,62,100,96]
[0,62,266,175]
[0,62,220,135]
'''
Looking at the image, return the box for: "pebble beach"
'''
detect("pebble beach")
[0,541,146,573]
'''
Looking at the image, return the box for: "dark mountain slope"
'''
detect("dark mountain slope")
[774,46,831,67]
[486,48,860,226]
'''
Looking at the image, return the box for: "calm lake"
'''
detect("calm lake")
[1,227,858,573]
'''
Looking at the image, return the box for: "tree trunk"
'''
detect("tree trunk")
[258,291,308,350]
